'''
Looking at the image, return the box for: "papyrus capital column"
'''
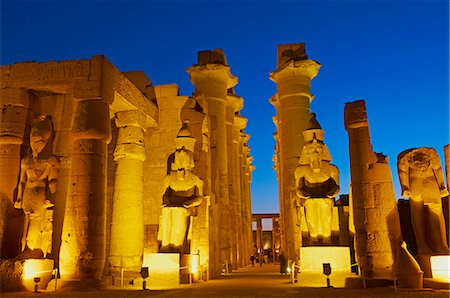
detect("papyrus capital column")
[60,96,111,280]
[109,110,147,272]
[0,87,30,257]
[187,49,237,271]
[269,43,320,262]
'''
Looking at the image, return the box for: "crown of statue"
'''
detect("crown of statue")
[303,129,324,143]
[175,120,196,152]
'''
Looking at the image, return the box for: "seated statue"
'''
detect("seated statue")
[14,116,58,258]
[159,121,203,252]
[398,147,449,255]
[295,126,339,245]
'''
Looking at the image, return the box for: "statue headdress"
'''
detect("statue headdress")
[174,120,196,153]
[299,113,332,164]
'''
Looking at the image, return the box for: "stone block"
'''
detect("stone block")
[142,253,179,289]
[300,246,351,273]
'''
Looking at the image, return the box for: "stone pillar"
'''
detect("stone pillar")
[109,110,147,273]
[187,49,238,270]
[445,145,450,190]
[226,94,243,269]
[344,100,402,279]
[234,116,247,267]
[0,87,30,257]
[60,98,111,281]
[269,43,320,262]
[256,218,263,254]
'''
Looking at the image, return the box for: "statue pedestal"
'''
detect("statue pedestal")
[300,246,351,273]
[142,253,179,289]
[430,255,450,281]
[0,259,54,291]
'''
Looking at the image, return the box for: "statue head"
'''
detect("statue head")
[299,128,332,170]
[30,116,52,158]
[171,120,196,179]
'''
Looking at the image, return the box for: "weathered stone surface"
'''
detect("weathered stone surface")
[270,43,321,262]
[344,100,402,279]
[397,147,449,255]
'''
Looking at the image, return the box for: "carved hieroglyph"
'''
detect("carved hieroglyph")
[14,116,59,258]
[294,123,339,245]
[344,100,402,279]
[159,121,204,252]
[397,147,449,255]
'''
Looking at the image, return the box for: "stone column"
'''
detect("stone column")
[269,43,320,262]
[256,218,263,255]
[344,100,402,279]
[60,98,111,281]
[187,49,238,270]
[226,94,243,269]
[109,110,147,273]
[445,145,450,190]
[234,116,247,266]
[0,87,30,257]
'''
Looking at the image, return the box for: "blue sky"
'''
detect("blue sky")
[2,0,449,214]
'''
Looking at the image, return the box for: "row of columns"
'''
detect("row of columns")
[187,49,254,275]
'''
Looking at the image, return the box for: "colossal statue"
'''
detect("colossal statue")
[294,123,339,245]
[159,121,204,252]
[14,116,58,258]
[397,147,449,255]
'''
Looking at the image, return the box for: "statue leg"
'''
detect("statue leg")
[410,197,432,255]
[304,200,318,244]
[160,207,172,248]
[21,212,30,252]
[426,203,449,253]
[170,207,189,248]
[321,198,333,244]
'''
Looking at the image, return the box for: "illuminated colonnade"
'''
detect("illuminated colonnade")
[0,51,253,287]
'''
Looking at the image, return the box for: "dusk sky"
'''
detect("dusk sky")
[2,0,449,216]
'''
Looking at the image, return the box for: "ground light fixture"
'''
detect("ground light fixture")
[33,277,41,293]
[140,267,149,290]
[323,263,332,288]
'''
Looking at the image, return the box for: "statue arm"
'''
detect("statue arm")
[430,155,449,197]
[48,157,59,194]
[327,166,340,198]
[397,159,411,197]
[294,167,310,198]
[14,159,28,208]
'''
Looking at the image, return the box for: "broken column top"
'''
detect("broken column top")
[344,100,369,130]
[197,48,228,66]
[277,43,308,69]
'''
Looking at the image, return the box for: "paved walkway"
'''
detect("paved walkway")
[3,263,449,297]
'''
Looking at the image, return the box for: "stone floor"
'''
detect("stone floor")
[2,263,449,297]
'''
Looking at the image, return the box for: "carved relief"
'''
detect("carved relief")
[14,116,59,258]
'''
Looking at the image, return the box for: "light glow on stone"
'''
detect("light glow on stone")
[430,255,450,281]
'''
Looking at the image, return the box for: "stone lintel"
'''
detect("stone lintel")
[101,57,158,124]
[269,59,321,83]
[187,63,238,89]
[226,94,244,112]
[115,110,154,131]
[154,84,179,98]
[0,87,30,107]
